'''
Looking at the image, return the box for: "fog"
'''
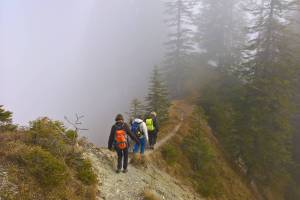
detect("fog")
[0,0,166,145]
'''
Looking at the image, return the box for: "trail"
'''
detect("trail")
[83,104,201,200]
[145,113,183,156]
[84,140,201,200]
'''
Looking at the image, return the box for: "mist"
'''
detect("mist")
[0,0,166,145]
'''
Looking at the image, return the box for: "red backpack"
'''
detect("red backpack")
[115,124,127,150]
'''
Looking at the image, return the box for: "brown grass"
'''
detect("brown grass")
[130,154,149,168]
[142,189,160,200]
[151,100,258,200]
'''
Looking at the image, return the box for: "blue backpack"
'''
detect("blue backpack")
[131,121,143,138]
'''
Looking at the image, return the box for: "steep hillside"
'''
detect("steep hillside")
[0,118,97,200]
[150,100,258,200]
[1,101,261,200]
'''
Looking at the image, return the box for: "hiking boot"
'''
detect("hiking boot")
[116,169,121,173]
[122,169,128,173]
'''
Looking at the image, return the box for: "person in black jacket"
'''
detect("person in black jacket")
[145,112,159,150]
[108,114,139,173]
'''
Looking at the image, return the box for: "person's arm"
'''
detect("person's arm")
[142,122,149,142]
[154,118,159,132]
[108,125,115,150]
[125,123,139,144]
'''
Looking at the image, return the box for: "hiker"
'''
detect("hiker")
[145,112,159,150]
[131,117,148,155]
[108,114,139,173]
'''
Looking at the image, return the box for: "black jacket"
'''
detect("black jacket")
[153,117,159,132]
[108,122,139,150]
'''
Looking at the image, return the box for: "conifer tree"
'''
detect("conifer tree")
[128,98,145,119]
[195,0,245,70]
[0,105,12,125]
[238,0,300,182]
[146,66,171,122]
[0,105,14,132]
[164,0,196,97]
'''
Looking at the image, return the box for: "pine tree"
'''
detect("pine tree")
[146,66,171,122]
[238,0,300,183]
[0,105,14,132]
[128,98,145,119]
[0,105,12,124]
[164,0,196,97]
[195,0,245,70]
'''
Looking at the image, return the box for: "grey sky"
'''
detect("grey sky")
[0,0,166,145]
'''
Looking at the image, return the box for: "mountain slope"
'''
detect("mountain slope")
[84,146,202,200]
[151,100,259,200]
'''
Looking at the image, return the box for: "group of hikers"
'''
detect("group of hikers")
[108,112,159,173]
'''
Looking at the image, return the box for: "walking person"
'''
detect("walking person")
[108,114,139,173]
[145,112,159,150]
[131,117,148,156]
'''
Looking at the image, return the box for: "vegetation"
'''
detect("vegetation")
[164,0,195,97]
[146,66,171,122]
[162,0,300,198]
[67,154,97,185]
[181,109,221,197]
[0,105,12,123]
[128,98,145,119]
[161,144,178,165]
[158,104,255,199]
[0,105,16,132]
[0,110,97,200]
[142,189,160,200]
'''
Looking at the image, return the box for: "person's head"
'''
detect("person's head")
[115,114,124,123]
[150,112,157,118]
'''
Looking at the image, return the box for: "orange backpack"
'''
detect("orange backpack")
[115,124,127,150]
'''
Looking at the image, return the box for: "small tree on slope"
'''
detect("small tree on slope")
[0,105,13,131]
[0,105,12,124]
[128,98,145,119]
[146,66,171,123]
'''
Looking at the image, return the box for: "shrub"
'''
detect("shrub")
[66,154,97,185]
[27,117,71,157]
[180,109,222,197]
[65,130,78,144]
[161,144,178,165]
[20,146,69,187]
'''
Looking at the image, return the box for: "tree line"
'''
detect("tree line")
[163,0,300,199]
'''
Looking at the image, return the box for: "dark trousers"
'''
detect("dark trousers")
[116,147,128,170]
[149,131,158,146]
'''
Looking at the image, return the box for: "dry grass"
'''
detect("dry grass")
[0,119,98,200]
[142,189,160,200]
[151,100,258,199]
[130,154,149,168]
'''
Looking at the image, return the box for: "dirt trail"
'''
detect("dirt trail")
[84,146,202,200]
[145,117,183,156]
[83,101,201,200]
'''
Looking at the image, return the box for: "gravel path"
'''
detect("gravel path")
[84,146,202,200]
